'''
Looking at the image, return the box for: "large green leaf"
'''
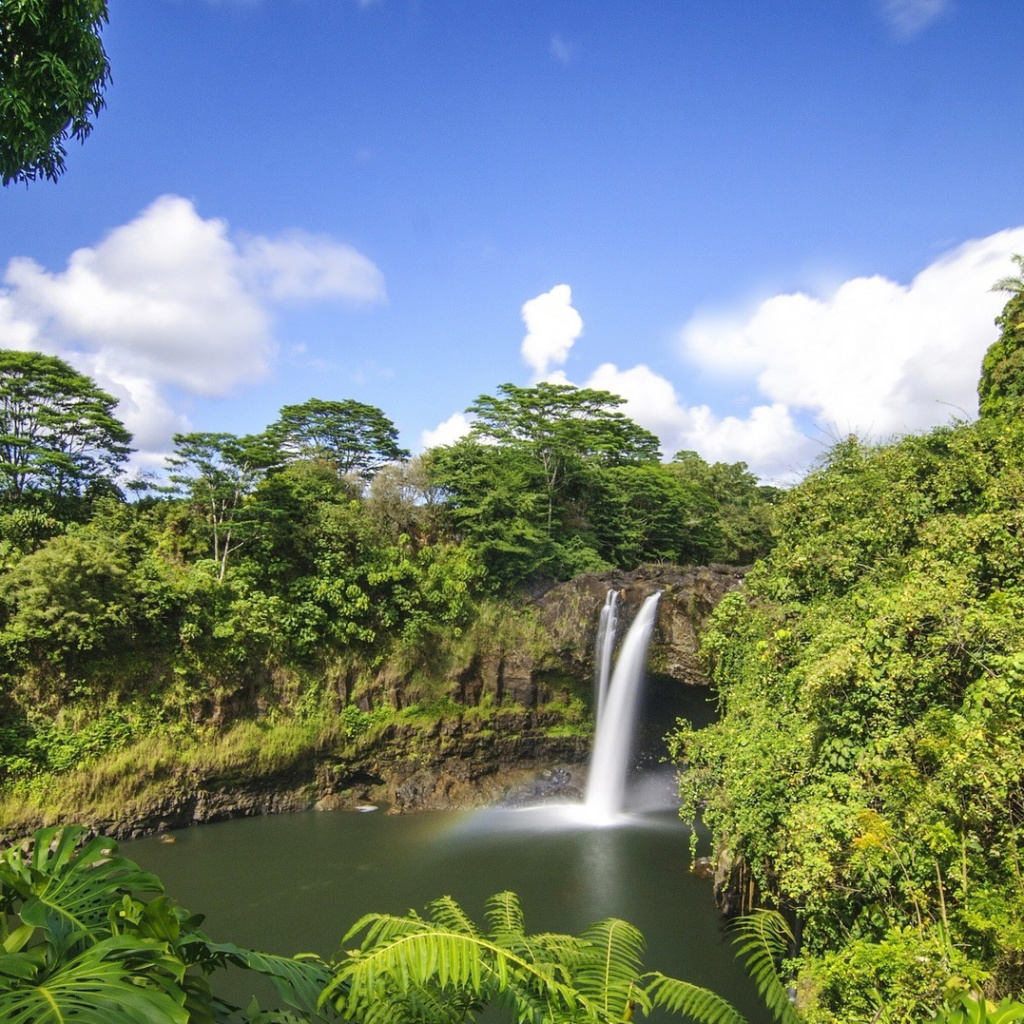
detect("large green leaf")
[0,826,163,943]
[203,941,333,1019]
[0,935,188,1024]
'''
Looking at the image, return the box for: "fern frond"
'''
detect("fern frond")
[729,910,800,1024]
[484,891,525,939]
[429,896,481,937]
[645,972,750,1024]
[575,918,647,1019]
[325,919,583,1023]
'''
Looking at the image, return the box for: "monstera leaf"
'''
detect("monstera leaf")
[0,933,188,1024]
[0,825,163,945]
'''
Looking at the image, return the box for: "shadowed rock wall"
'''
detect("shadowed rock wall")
[535,563,748,689]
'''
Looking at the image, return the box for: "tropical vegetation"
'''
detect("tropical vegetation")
[0,355,773,824]
[669,268,1024,1020]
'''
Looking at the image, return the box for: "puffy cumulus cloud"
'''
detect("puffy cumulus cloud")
[521,284,583,378]
[585,362,812,481]
[0,194,386,465]
[420,412,473,450]
[5,195,271,398]
[879,0,949,37]
[680,228,1024,443]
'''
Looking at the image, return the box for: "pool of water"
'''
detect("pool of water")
[126,801,766,1021]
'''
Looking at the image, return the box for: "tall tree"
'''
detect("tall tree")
[978,253,1024,419]
[0,350,132,502]
[166,431,274,582]
[466,382,661,533]
[0,0,111,185]
[271,398,409,479]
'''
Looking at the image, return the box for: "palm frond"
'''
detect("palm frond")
[729,910,800,1024]
[645,972,750,1024]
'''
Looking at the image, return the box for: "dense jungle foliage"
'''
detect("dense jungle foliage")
[0,365,774,806]
[671,281,1024,1021]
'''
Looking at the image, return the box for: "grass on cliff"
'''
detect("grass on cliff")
[0,696,592,837]
[0,708,391,835]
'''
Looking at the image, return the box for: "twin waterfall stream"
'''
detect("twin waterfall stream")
[584,590,663,824]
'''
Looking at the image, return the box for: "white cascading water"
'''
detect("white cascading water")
[593,589,619,725]
[584,591,662,823]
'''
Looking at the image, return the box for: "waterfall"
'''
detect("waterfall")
[584,591,662,822]
[593,589,619,726]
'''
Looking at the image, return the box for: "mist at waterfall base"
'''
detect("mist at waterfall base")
[126,595,767,1019]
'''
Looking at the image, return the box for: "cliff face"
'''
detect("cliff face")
[4,564,746,843]
[436,563,747,713]
[17,710,588,843]
[534,564,748,689]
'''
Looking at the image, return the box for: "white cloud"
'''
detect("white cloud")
[585,362,812,481]
[550,33,571,65]
[878,0,949,37]
[420,412,473,450]
[242,231,386,304]
[498,229,1024,484]
[521,283,583,378]
[680,228,1024,443]
[0,195,386,467]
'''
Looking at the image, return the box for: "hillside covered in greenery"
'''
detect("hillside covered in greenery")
[671,272,1024,1020]
[0,357,774,821]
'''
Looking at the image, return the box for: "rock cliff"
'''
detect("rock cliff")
[534,563,748,689]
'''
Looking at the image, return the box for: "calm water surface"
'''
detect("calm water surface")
[127,802,766,1020]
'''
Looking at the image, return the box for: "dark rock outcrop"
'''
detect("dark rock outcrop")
[536,564,748,688]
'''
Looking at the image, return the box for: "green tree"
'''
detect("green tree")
[467,383,661,534]
[590,463,719,568]
[166,431,276,582]
[0,351,132,503]
[667,451,779,564]
[0,0,111,185]
[427,439,553,589]
[271,398,409,479]
[979,254,1024,419]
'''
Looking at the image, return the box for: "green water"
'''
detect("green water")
[127,802,768,1020]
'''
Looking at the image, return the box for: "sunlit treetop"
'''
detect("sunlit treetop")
[0,0,111,185]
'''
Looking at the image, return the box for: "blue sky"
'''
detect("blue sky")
[2,0,1023,482]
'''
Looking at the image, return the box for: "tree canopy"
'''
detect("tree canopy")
[978,253,1024,419]
[0,350,132,502]
[467,382,662,467]
[0,0,111,185]
[271,398,409,478]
